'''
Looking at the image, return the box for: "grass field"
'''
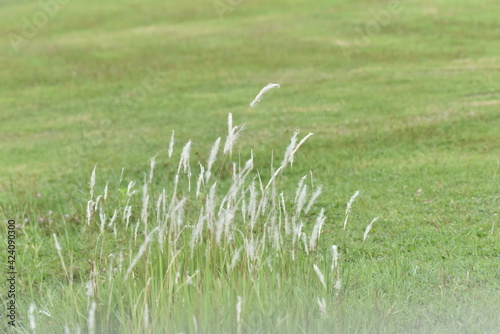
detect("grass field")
[1,0,499,333]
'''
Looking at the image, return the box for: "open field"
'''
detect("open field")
[1,0,499,333]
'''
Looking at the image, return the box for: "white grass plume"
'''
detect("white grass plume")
[282,130,299,168]
[292,219,303,247]
[103,182,109,201]
[205,182,217,230]
[334,279,342,294]
[205,137,221,183]
[118,251,124,272]
[178,140,192,192]
[86,200,94,226]
[317,297,326,317]
[155,190,164,223]
[294,175,308,204]
[223,113,244,155]
[331,245,339,271]
[230,247,242,270]
[178,140,192,175]
[241,186,247,224]
[168,130,175,159]
[86,281,93,298]
[126,180,136,197]
[174,196,187,224]
[296,184,307,215]
[343,190,360,230]
[190,208,205,251]
[196,163,205,199]
[244,237,257,263]
[309,208,326,250]
[108,209,119,228]
[313,264,326,289]
[292,133,314,160]
[28,303,36,331]
[94,195,102,211]
[149,154,158,183]
[249,83,280,108]
[38,310,51,317]
[224,113,234,155]
[89,163,97,199]
[193,316,198,334]
[265,133,313,192]
[124,205,132,229]
[236,296,243,327]
[305,185,322,214]
[363,217,379,241]
[289,133,314,170]
[301,234,308,257]
[99,205,106,232]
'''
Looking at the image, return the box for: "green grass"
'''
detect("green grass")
[1,0,499,333]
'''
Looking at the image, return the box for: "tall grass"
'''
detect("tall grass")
[18,110,374,333]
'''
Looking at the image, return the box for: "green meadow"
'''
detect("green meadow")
[1,0,499,333]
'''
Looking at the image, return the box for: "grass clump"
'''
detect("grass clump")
[14,111,370,334]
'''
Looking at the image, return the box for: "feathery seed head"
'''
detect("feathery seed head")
[249,83,280,108]
[313,264,327,288]
[168,130,175,159]
[363,217,380,241]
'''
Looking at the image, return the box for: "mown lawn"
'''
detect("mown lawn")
[1,0,499,333]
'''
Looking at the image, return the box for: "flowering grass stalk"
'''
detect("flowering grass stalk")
[249,83,280,108]
[313,264,327,289]
[317,297,326,317]
[236,296,243,330]
[28,303,36,332]
[363,217,380,241]
[343,190,360,230]
[168,130,175,159]
[89,163,97,200]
